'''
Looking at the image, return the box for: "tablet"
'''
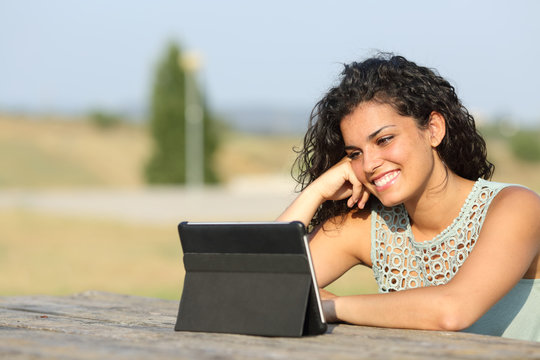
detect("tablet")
[174,221,328,337]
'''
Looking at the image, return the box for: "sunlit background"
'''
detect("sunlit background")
[1,0,539,300]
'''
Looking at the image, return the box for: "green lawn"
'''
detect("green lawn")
[0,209,183,299]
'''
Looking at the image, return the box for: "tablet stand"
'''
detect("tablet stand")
[175,252,326,337]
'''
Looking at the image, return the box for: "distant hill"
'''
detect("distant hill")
[1,103,313,135]
[217,106,312,134]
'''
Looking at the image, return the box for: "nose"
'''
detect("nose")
[362,148,383,174]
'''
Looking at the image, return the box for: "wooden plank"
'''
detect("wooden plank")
[0,291,539,360]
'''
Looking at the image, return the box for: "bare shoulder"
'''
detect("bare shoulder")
[490,185,540,221]
[483,184,540,254]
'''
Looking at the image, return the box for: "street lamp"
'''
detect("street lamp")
[179,51,204,187]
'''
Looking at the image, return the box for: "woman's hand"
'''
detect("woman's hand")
[277,156,369,226]
[320,288,339,323]
[309,157,369,209]
[320,288,338,300]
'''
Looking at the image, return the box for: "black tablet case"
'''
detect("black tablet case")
[174,221,327,337]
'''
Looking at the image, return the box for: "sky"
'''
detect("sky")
[1,0,539,124]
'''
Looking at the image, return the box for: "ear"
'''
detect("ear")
[427,111,446,147]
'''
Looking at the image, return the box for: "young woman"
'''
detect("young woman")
[277,54,540,341]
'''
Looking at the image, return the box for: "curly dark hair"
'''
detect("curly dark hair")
[293,53,494,228]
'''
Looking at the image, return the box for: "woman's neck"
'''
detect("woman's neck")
[404,171,475,242]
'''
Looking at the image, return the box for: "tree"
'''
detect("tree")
[145,42,219,184]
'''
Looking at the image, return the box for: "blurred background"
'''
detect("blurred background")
[1,0,539,300]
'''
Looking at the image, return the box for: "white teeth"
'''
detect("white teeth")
[374,171,399,187]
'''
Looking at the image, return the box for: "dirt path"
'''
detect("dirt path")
[0,176,298,224]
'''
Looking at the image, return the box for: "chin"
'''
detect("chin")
[370,180,409,208]
[373,194,403,208]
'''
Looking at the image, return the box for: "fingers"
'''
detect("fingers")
[314,156,370,207]
[357,188,370,209]
[347,174,362,208]
[344,160,369,208]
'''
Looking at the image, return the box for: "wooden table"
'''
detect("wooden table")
[1,291,539,359]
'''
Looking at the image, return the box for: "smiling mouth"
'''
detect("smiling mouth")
[372,170,400,189]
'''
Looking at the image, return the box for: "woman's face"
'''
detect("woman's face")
[340,101,439,207]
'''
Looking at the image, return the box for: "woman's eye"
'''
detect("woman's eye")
[377,136,393,145]
[347,151,362,160]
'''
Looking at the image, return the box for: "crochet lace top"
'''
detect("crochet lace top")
[371,179,509,292]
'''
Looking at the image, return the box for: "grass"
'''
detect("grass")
[214,131,302,181]
[0,114,538,299]
[0,114,301,188]
[0,114,150,188]
[0,209,183,300]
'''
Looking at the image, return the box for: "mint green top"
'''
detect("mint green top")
[370,179,540,342]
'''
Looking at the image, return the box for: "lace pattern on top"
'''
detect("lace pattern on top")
[370,179,509,293]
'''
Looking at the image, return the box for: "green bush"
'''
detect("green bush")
[509,130,540,162]
[89,111,123,129]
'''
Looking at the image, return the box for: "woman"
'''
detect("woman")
[277,53,540,341]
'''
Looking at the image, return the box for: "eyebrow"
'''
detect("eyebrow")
[367,125,396,140]
[344,125,396,151]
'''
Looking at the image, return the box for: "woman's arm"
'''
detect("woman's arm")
[277,156,372,288]
[277,157,370,226]
[326,186,540,331]
[308,210,372,288]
